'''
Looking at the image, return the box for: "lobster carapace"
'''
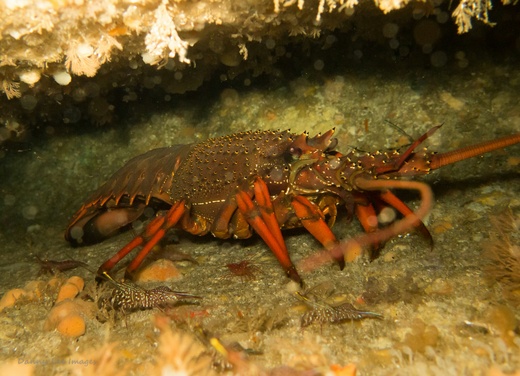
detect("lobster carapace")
[65,128,520,284]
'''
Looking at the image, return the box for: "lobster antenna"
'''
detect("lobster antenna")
[430,133,520,170]
[375,125,443,175]
[384,120,413,142]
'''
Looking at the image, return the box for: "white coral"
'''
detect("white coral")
[452,1,474,33]
[452,0,495,34]
[144,2,191,66]
[154,325,215,376]
[65,35,122,77]
[1,0,55,40]
[375,0,411,13]
[2,79,21,99]
[65,43,100,77]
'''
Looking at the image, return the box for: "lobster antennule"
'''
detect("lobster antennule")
[430,133,520,170]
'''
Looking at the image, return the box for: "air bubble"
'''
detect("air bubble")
[422,44,433,54]
[63,106,82,123]
[143,207,155,218]
[436,11,449,24]
[265,38,276,49]
[132,220,144,232]
[221,88,239,107]
[414,20,441,46]
[69,226,84,241]
[383,23,399,39]
[325,35,337,45]
[20,95,38,111]
[4,194,16,206]
[430,50,448,67]
[412,7,425,20]
[22,205,38,220]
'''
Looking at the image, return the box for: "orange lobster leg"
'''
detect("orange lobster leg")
[354,200,381,259]
[97,200,186,278]
[235,178,301,284]
[354,202,378,233]
[291,195,346,267]
[378,190,433,246]
[252,178,287,253]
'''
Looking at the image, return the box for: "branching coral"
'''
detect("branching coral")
[63,32,123,77]
[1,79,21,99]
[66,342,128,376]
[274,0,359,21]
[153,316,215,375]
[452,0,495,33]
[143,1,191,66]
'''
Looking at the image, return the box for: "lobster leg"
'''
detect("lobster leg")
[252,178,288,253]
[299,177,434,273]
[97,200,186,279]
[353,198,381,259]
[212,198,239,238]
[235,178,301,284]
[378,190,433,247]
[290,195,348,266]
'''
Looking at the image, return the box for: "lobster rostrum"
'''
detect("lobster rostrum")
[65,128,520,284]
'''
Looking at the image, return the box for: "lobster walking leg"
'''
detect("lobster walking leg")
[299,177,434,273]
[290,195,346,266]
[97,200,186,278]
[353,198,381,260]
[252,179,287,254]
[378,190,433,246]
[235,178,301,284]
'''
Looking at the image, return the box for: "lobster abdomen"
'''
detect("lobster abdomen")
[65,145,190,245]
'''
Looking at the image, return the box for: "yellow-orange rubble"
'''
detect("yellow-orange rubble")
[136,259,181,282]
[56,314,86,337]
[55,276,85,303]
[44,277,93,338]
[0,288,26,311]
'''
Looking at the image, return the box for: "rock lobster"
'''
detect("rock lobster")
[65,128,520,284]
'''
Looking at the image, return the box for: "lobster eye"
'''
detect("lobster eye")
[327,138,338,151]
[286,146,302,161]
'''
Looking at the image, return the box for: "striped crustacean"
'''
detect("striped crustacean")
[99,272,200,315]
[298,296,383,328]
[65,128,520,284]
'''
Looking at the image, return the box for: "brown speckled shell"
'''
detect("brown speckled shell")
[66,130,298,240]
[168,130,295,220]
